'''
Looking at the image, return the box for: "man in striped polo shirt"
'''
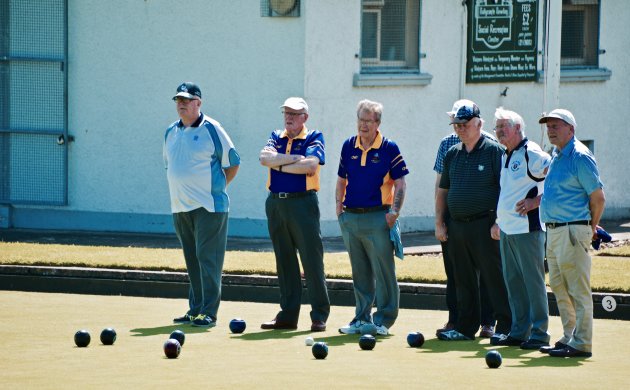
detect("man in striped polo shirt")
[435,100,511,341]
[164,82,241,328]
[433,99,497,339]
[336,99,408,336]
[490,107,551,349]
[259,97,330,332]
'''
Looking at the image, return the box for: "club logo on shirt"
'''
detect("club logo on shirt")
[351,155,359,160]
[510,160,521,172]
[193,135,199,141]
[294,143,302,151]
[371,153,381,164]
[478,164,485,171]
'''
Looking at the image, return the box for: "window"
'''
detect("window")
[360,0,420,73]
[561,0,600,68]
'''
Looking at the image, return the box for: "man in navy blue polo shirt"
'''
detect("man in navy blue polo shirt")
[258,97,330,332]
[336,99,408,336]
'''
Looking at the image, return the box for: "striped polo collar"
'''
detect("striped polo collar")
[354,131,383,151]
[280,125,308,140]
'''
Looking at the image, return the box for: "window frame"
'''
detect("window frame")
[354,0,432,87]
[560,1,600,69]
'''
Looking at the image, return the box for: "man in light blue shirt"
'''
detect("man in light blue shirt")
[164,82,240,328]
[539,109,605,358]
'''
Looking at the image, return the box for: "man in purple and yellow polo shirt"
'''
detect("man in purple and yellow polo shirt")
[336,99,409,336]
[258,97,330,332]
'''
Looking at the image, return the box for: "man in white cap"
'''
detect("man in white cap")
[432,99,497,339]
[539,109,605,358]
[258,97,330,332]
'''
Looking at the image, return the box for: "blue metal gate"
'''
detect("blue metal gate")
[0,0,67,205]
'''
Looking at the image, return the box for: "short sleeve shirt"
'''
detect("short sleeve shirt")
[164,113,241,213]
[338,131,409,208]
[433,130,497,174]
[540,137,604,223]
[440,134,503,219]
[264,126,325,193]
[497,139,551,234]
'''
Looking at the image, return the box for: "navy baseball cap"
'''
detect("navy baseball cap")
[450,101,481,124]
[173,82,202,100]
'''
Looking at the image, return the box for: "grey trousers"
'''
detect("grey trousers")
[339,210,399,328]
[173,208,228,320]
[500,230,550,343]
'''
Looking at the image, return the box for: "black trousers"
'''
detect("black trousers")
[448,216,512,338]
[265,192,330,323]
[441,240,495,326]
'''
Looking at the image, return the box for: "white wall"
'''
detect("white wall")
[13,0,630,235]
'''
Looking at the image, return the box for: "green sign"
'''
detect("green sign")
[466,0,538,83]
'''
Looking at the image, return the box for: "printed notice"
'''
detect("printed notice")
[466,0,538,83]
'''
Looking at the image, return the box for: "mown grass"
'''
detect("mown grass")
[0,241,629,292]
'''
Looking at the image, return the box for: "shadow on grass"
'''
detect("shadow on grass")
[130,324,209,337]
[229,329,312,341]
[229,330,392,347]
[411,338,588,368]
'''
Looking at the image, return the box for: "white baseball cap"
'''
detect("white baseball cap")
[539,109,577,129]
[280,97,308,113]
[446,99,476,117]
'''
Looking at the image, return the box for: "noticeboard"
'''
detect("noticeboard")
[466,0,538,83]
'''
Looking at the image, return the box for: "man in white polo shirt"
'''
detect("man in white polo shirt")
[164,82,240,328]
[490,107,551,349]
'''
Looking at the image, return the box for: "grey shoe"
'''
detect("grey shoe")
[339,319,368,334]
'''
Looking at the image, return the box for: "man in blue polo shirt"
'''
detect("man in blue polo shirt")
[336,99,408,336]
[539,109,605,358]
[164,82,240,328]
[259,97,330,332]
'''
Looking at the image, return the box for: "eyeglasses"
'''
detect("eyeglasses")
[174,97,198,103]
[493,124,510,132]
[453,122,471,129]
[358,118,377,125]
[282,111,305,117]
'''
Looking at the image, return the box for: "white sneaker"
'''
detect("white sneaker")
[338,319,368,334]
[375,324,389,336]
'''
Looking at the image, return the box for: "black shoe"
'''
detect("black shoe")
[173,313,194,324]
[548,345,592,358]
[260,318,298,330]
[490,334,524,346]
[540,341,567,354]
[521,339,549,350]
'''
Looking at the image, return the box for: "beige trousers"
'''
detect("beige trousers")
[546,224,593,352]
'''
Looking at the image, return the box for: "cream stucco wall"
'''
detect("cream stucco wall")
[11,0,630,236]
